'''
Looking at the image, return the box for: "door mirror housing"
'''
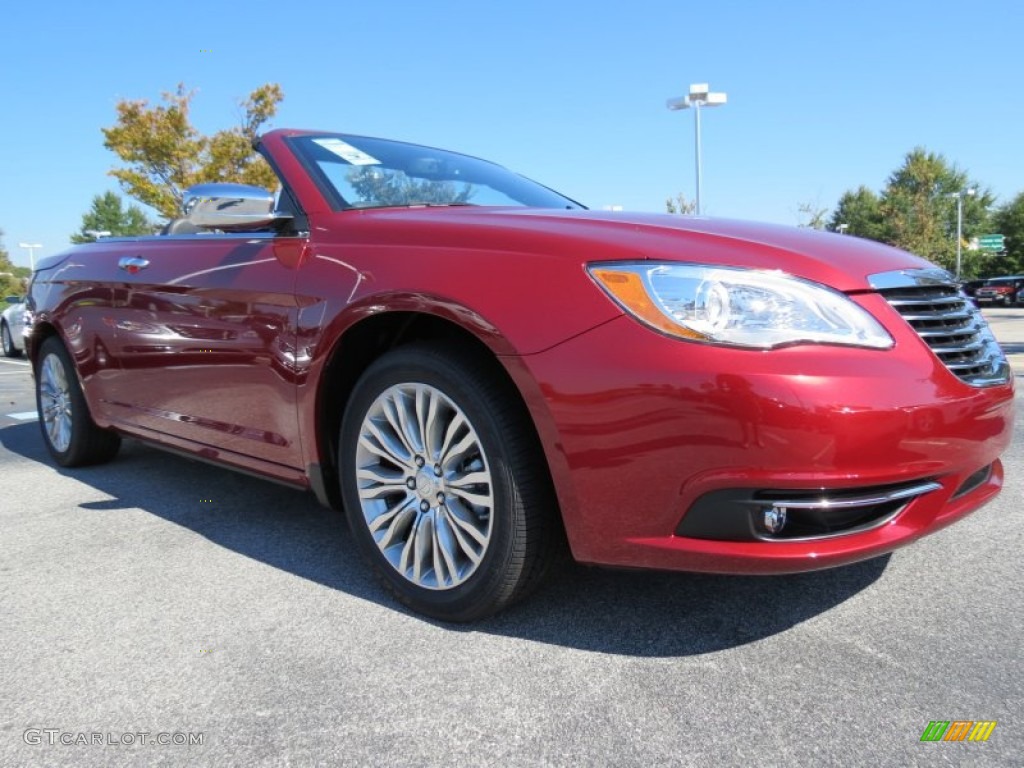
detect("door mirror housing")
[183,183,293,231]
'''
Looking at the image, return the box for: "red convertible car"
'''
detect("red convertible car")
[27,130,1014,620]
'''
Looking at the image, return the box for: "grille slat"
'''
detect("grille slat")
[898,309,973,322]
[945,359,992,372]
[929,340,985,355]
[886,296,964,308]
[878,284,1010,387]
[915,326,973,338]
[929,342,983,356]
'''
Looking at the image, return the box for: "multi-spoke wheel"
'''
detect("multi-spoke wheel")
[339,342,560,621]
[35,336,120,467]
[355,382,494,589]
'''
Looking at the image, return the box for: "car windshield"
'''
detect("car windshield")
[289,134,583,211]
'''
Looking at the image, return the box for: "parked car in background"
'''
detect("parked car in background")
[960,279,986,306]
[23,129,1016,621]
[975,276,1024,306]
[1,296,27,357]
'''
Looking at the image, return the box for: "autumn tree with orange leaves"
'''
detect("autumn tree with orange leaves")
[102,83,283,219]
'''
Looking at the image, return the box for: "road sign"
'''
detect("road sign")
[979,234,1005,251]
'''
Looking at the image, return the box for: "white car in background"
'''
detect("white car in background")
[2,296,27,357]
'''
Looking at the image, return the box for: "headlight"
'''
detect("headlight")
[588,263,894,350]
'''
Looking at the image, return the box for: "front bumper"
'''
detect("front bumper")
[507,311,1014,574]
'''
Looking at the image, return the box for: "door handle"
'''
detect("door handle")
[118,256,150,274]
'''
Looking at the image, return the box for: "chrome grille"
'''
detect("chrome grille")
[875,280,1010,386]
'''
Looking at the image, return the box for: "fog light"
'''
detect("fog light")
[763,505,787,534]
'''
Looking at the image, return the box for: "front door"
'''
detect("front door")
[103,233,307,469]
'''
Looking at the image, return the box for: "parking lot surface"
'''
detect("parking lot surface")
[1,311,1022,767]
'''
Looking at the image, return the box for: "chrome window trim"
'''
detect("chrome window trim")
[80,232,296,243]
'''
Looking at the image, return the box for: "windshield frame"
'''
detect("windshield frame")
[286,133,584,212]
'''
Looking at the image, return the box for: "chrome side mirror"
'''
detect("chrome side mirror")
[183,183,293,231]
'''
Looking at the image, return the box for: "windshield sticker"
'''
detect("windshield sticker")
[313,138,380,166]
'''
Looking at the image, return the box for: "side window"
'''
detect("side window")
[274,186,298,217]
[273,186,307,233]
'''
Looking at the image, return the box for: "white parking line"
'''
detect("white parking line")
[0,360,31,367]
[6,412,38,421]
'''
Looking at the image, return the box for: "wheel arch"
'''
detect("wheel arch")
[308,310,566,530]
[25,319,60,368]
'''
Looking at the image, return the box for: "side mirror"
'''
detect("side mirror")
[183,183,293,231]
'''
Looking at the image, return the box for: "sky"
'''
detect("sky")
[2,0,1022,267]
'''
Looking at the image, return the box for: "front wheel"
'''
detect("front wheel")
[35,336,121,467]
[339,342,561,621]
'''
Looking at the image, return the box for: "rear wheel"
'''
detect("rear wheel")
[339,342,560,621]
[35,336,121,467]
[1,321,20,358]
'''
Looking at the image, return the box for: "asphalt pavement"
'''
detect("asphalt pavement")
[1,310,1022,767]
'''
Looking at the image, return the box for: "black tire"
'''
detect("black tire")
[35,336,121,467]
[1,321,20,358]
[338,342,561,621]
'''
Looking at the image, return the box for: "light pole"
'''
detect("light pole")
[950,188,976,281]
[666,83,727,215]
[837,223,849,235]
[18,242,42,271]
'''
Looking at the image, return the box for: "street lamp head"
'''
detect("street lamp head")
[18,242,42,248]
[689,84,727,105]
[667,89,726,110]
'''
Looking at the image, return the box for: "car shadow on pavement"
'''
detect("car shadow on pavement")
[1,424,888,658]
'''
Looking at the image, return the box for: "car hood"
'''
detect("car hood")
[330,207,937,293]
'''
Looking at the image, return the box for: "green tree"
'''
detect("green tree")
[102,83,284,219]
[829,150,994,276]
[989,191,1024,276]
[70,192,157,243]
[878,148,993,274]
[0,229,25,296]
[665,193,696,215]
[828,186,885,239]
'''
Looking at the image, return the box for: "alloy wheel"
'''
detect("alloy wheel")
[354,382,494,590]
[39,352,73,452]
